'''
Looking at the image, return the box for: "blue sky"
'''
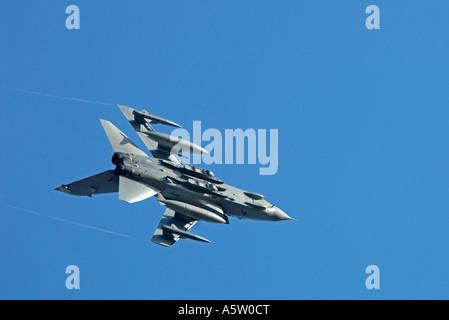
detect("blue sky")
[1,1,448,299]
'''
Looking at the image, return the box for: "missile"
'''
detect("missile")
[162,225,211,243]
[143,131,208,155]
[132,109,181,128]
[159,199,228,224]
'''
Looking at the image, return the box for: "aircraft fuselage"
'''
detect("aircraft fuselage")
[112,152,290,222]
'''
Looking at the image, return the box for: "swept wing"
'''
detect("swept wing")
[117,105,182,164]
[151,208,211,247]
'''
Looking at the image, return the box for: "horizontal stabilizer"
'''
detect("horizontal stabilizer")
[55,170,118,197]
[118,176,158,203]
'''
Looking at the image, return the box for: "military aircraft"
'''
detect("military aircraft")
[56,105,291,247]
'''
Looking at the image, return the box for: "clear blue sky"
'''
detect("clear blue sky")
[1,1,448,299]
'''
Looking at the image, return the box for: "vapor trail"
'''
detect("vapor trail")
[0,84,114,106]
[5,205,131,239]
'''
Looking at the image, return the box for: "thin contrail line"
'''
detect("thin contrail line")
[0,85,115,106]
[5,205,131,239]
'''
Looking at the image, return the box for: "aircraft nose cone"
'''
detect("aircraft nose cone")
[272,207,292,221]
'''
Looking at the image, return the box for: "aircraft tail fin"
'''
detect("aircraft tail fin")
[99,119,148,157]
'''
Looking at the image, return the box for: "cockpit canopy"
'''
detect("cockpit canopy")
[264,200,274,209]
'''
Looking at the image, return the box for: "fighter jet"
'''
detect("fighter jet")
[56,105,291,247]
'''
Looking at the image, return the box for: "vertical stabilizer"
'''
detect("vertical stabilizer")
[99,119,148,157]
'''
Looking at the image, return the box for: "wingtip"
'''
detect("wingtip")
[55,184,70,194]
